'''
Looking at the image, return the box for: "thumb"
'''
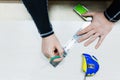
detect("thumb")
[56,45,64,58]
[82,12,95,17]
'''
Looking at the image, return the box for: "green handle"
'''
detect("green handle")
[50,51,67,67]
[50,56,61,67]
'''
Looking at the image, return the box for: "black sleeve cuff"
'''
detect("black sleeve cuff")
[104,0,120,22]
[41,31,54,38]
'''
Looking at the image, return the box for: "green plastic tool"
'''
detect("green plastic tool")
[73,4,92,21]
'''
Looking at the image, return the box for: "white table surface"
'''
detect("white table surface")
[0,21,120,80]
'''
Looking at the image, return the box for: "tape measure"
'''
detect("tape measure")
[82,53,100,80]
[49,22,91,67]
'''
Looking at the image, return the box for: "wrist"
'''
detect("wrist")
[102,12,115,24]
[42,34,55,40]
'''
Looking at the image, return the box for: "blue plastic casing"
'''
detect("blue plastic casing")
[82,53,99,76]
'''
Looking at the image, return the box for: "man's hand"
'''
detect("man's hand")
[77,12,114,49]
[42,34,64,62]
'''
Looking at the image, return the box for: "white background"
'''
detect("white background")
[0,21,120,80]
[0,1,120,80]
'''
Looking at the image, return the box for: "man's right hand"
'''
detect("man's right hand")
[42,34,64,62]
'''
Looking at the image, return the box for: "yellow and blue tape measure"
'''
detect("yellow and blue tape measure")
[82,53,99,79]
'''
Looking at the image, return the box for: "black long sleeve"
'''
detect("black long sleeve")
[22,0,54,38]
[104,0,120,22]
[22,0,120,38]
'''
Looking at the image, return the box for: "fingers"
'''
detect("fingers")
[84,33,100,46]
[95,35,105,49]
[53,58,63,62]
[50,45,64,62]
[46,48,63,62]
[49,46,63,57]
[78,30,96,42]
[77,12,112,49]
[82,33,105,49]
[82,12,95,17]
[48,49,55,58]
[77,25,93,35]
[56,45,64,58]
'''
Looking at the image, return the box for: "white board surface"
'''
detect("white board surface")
[0,21,120,80]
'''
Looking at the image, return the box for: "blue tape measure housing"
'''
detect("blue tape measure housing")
[82,53,100,76]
